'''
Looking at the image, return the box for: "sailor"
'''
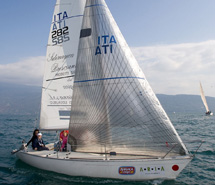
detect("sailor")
[54,130,69,151]
[33,133,49,151]
[60,131,68,152]
[26,129,39,148]
[60,130,69,140]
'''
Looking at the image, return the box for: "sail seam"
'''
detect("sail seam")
[74,77,145,83]
[47,105,71,107]
[85,4,106,8]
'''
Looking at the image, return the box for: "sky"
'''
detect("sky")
[0,0,215,96]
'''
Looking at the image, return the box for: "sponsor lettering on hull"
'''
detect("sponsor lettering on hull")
[119,166,135,175]
[140,166,165,175]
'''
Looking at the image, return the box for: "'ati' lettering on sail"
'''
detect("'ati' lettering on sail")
[52,12,68,30]
[95,35,116,55]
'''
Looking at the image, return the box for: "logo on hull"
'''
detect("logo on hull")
[119,166,135,175]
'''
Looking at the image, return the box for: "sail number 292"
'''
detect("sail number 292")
[52,26,70,45]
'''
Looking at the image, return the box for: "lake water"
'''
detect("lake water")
[0,113,214,185]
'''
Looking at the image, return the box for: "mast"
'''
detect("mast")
[39,0,86,130]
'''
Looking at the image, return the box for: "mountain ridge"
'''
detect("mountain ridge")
[0,83,215,115]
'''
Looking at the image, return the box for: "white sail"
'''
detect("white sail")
[200,82,210,112]
[69,0,188,157]
[40,0,86,130]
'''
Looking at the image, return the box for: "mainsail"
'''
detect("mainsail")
[200,82,210,112]
[40,0,86,130]
[69,0,188,157]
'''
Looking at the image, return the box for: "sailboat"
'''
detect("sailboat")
[15,0,193,180]
[200,82,213,116]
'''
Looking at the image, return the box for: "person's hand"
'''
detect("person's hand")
[35,148,37,151]
[60,138,62,141]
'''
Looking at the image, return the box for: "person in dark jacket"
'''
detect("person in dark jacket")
[33,133,49,151]
[26,129,39,148]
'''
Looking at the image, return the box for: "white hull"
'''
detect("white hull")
[16,149,192,180]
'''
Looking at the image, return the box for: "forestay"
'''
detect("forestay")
[40,0,86,130]
[69,0,188,157]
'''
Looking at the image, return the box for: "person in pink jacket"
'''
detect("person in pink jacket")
[60,130,69,140]
[60,130,68,152]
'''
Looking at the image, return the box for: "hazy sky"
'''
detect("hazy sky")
[0,0,215,96]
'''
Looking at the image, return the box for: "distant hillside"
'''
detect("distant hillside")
[0,83,41,115]
[0,83,215,115]
[157,94,215,114]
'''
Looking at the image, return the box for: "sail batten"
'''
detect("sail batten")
[74,77,145,83]
[68,0,187,156]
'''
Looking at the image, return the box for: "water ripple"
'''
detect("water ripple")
[0,113,214,184]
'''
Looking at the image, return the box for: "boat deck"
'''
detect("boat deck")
[24,150,165,161]
[22,144,188,161]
